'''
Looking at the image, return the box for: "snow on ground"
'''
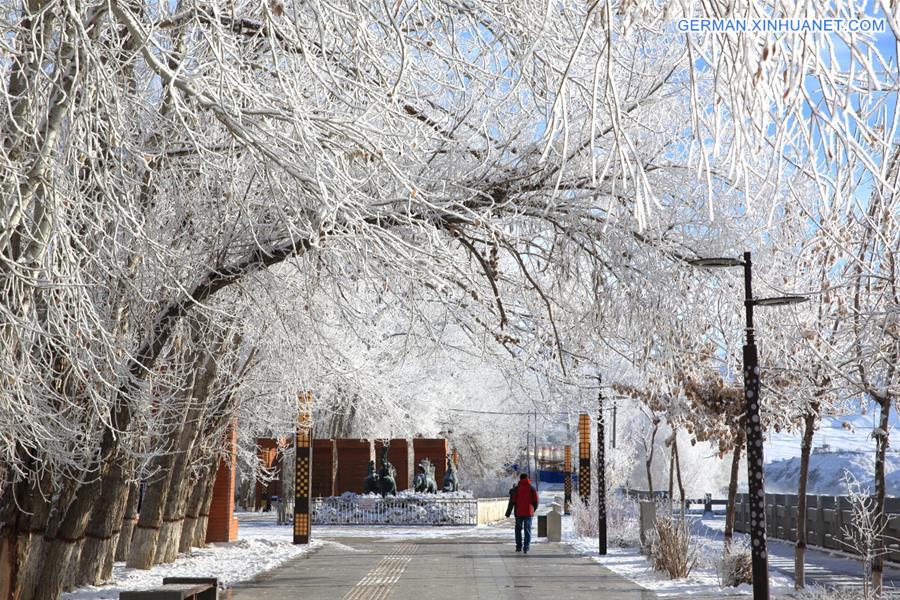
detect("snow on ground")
[62,511,512,599]
[315,523,511,539]
[63,514,322,599]
[562,513,796,598]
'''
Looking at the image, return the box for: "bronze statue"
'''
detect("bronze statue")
[377,445,397,497]
[363,460,379,494]
[413,458,437,493]
[442,453,458,492]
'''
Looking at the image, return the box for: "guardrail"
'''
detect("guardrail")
[733,493,900,562]
[625,489,900,564]
[622,489,728,513]
[312,496,478,526]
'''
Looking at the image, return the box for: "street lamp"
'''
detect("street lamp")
[597,375,607,556]
[689,251,807,600]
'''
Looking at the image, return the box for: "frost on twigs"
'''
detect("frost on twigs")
[716,541,752,588]
[645,512,699,579]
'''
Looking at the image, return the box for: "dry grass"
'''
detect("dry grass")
[645,513,698,579]
[571,489,639,547]
[717,544,752,587]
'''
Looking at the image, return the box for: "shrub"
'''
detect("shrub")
[571,489,599,539]
[570,488,639,547]
[646,513,698,579]
[794,585,871,600]
[716,543,752,587]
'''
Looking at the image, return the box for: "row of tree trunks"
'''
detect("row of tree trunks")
[76,457,134,587]
[180,460,216,553]
[158,347,221,564]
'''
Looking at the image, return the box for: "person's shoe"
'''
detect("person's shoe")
[515,547,522,552]
[523,548,529,554]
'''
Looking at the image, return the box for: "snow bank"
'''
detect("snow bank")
[562,513,795,597]
[63,516,321,599]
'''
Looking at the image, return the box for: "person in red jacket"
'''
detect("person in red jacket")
[506,473,539,553]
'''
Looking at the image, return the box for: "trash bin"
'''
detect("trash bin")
[537,513,548,537]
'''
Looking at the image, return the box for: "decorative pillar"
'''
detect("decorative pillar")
[564,445,572,515]
[293,392,312,544]
[578,413,591,501]
[597,381,607,555]
[206,419,239,542]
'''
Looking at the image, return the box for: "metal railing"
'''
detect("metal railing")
[622,488,728,513]
[312,496,478,526]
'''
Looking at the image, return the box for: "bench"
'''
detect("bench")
[120,577,218,600]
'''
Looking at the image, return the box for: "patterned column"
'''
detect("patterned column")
[578,413,591,500]
[564,445,572,515]
[293,392,313,544]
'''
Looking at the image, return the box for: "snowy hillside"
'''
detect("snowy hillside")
[764,450,900,496]
[758,407,900,496]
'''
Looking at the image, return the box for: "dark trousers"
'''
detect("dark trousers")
[515,516,532,551]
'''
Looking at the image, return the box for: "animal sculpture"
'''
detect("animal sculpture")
[442,453,459,492]
[377,446,397,497]
[363,460,379,494]
[414,458,437,493]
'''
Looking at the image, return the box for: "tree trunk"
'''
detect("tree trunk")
[115,481,140,563]
[128,456,176,570]
[193,469,219,547]
[179,471,210,554]
[72,460,133,587]
[872,397,890,598]
[75,458,133,587]
[724,439,742,549]
[645,419,658,496]
[795,406,817,589]
[1,459,52,600]
[667,444,674,515]
[29,481,99,599]
[673,433,685,519]
[157,345,219,564]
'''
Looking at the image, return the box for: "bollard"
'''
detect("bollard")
[547,502,562,542]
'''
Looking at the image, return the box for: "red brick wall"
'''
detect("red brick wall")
[207,421,238,543]
[311,439,335,498]
[413,438,449,490]
[335,439,372,494]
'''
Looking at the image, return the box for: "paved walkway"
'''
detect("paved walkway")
[225,534,658,599]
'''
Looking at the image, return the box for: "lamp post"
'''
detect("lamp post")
[689,251,806,600]
[597,375,607,556]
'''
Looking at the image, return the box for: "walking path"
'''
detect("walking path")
[224,531,658,599]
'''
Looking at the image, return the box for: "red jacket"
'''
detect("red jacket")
[512,479,539,517]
